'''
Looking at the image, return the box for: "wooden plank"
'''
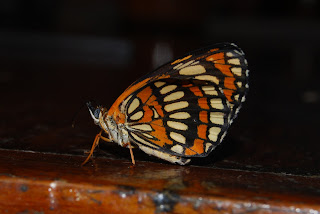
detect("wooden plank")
[0,149,319,213]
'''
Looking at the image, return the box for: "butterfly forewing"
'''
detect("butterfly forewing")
[167,43,249,120]
[120,43,248,120]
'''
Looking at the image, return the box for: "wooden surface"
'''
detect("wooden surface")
[1,42,320,213]
[0,149,319,214]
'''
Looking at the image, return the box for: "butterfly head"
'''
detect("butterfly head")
[86,101,103,125]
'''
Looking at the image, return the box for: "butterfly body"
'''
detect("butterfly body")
[84,43,249,165]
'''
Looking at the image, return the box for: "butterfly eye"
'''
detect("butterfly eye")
[86,101,100,123]
[93,108,100,119]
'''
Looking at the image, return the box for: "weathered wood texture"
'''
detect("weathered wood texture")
[0,150,319,214]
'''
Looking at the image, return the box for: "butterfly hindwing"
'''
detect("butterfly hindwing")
[124,78,232,157]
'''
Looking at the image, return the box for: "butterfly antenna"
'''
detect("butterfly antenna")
[71,101,89,128]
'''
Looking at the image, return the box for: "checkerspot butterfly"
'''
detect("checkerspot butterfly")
[83,43,249,165]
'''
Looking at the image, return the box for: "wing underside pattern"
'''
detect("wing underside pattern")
[124,79,231,157]
[114,43,249,160]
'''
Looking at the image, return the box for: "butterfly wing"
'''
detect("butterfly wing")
[124,78,232,158]
[108,43,248,161]
[166,42,249,121]
[112,43,248,121]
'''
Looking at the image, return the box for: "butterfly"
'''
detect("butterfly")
[82,43,249,166]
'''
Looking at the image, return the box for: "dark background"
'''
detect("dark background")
[1,0,319,175]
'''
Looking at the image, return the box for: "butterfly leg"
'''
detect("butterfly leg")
[81,130,111,166]
[99,135,112,143]
[123,142,136,165]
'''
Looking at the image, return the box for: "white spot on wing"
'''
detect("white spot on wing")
[128,98,140,114]
[205,143,212,152]
[195,75,219,85]
[208,127,221,142]
[121,95,133,112]
[226,52,233,57]
[169,112,191,119]
[170,132,186,144]
[160,85,177,94]
[179,65,206,75]
[130,111,143,120]
[154,81,166,88]
[142,133,154,139]
[231,67,242,76]
[171,144,184,154]
[202,86,218,95]
[210,99,224,110]
[228,58,241,65]
[138,145,191,165]
[234,50,242,56]
[210,112,225,125]
[173,63,183,70]
[175,60,195,70]
[164,101,189,112]
[167,121,188,131]
[131,124,152,131]
[164,91,184,102]
[152,107,159,118]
